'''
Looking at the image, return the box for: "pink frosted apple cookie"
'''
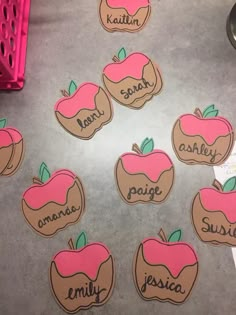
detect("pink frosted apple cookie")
[133,229,198,304]
[22,163,85,237]
[50,232,115,313]
[102,48,163,109]
[99,0,151,33]
[0,118,24,176]
[55,81,113,140]
[172,105,234,165]
[192,177,236,246]
[115,138,174,204]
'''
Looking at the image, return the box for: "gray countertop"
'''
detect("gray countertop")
[0,1,236,314]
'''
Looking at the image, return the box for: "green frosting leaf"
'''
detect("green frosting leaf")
[39,162,51,183]
[141,138,154,154]
[118,48,126,61]
[223,176,236,192]
[41,168,51,183]
[39,162,47,178]
[0,118,7,128]
[76,231,88,249]
[202,104,219,118]
[204,110,219,118]
[203,104,215,117]
[140,137,149,152]
[68,80,77,96]
[168,229,182,242]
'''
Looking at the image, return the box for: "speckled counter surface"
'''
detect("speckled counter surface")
[0,1,236,314]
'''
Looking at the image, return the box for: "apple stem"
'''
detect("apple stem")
[158,229,168,242]
[68,238,75,250]
[212,179,223,191]
[132,143,142,155]
[194,108,203,118]
[32,177,43,185]
[61,89,70,97]
[112,55,120,63]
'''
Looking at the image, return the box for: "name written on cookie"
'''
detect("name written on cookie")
[141,273,186,295]
[120,79,154,100]
[127,184,162,201]
[77,109,105,131]
[38,205,81,229]
[107,14,140,26]
[66,281,107,304]
[201,216,236,239]
[179,143,221,163]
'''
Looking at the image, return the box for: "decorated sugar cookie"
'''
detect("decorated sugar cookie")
[102,48,163,109]
[22,163,85,237]
[55,81,113,140]
[192,177,236,246]
[172,105,234,165]
[115,138,174,204]
[0,118,24,176]
[133,229,198,305]
[50,231,115,313]
[99,0,151,33]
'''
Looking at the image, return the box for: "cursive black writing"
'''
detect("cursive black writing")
[201,217,236,238]
[77,109,104,131]
[66,281,106,303]
[38,206,80,229]
[179,143,221,163]
[107,14,140,26]
[120,79,154,100]
[141,274,185,295]
[127,184,162,201]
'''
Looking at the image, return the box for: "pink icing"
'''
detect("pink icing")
[200,188,236,223]
[0,129,13,147]
[180,114,232,145]
[103,53,149,82]
[53,243,110,279]
[121,150,173,182]
[107,0,150,15]
[55,82,99,118]
[23,170,76,209]
[6,127,22,143]
[142,238,198,277]
[53,169,76,177]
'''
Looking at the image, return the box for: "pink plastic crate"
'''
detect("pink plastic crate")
[0,0,30,90]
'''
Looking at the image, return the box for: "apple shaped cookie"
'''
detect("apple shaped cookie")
[102,48,163,109]
[50,232,115,313]
[133,229,198,305]
[115,138,174,204]
[172,105,234,165]
[55,81,113,140]
[99,0,151,33]
[22,163,85,237]
[0,118,24,176]
[192,177,236,246]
